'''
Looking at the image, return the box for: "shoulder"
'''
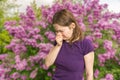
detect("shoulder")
[79,38,92,45]
[72,38,92,46]
[79,38,94,55]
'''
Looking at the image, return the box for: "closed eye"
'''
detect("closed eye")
[55,30,64,33]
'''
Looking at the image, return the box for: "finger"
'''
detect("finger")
[56,33,62,36]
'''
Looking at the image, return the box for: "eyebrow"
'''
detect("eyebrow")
[55,30,64,32]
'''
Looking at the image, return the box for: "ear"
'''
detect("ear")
[70,23,75,29]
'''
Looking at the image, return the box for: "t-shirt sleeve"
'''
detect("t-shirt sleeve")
[82,38,94,56]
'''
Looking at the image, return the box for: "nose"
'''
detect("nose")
[56,32,62,36]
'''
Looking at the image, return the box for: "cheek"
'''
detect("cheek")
[63,31,72,37]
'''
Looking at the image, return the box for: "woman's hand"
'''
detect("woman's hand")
[56,33,63,46]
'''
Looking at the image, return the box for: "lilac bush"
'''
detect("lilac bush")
[0,0,120,79]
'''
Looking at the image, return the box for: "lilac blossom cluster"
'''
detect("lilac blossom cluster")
[98,40,116,66]
[100,74,114,80]
[1,6,54,79]
[94,70,114,80]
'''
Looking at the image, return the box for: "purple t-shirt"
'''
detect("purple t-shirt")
[52,38,94,80]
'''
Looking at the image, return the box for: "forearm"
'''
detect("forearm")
[84,52,94,80]
[45,45,62,68]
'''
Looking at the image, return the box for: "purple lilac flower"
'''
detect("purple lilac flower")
[112,35,117,40]
[0,67,5,79]
[26,66,32,71]
[51,3,63,12]
[98,48,116,66]
[32,34,43,41]
[0,54,8,60]
[69,3,81,15]
[27,28,40,37]
[93,31,102,39]
[79,23,86,31]
[4,21,17,26]
[19,13,34,27]
[38,43,53,53]
[41,6,50,18]
[21,75,27,80]
[98,54,105,66]
[41,64,48,70]
[93,9,101,18]
[93,42,99,49]
[15,55,21,63]
[38,52,47,59]
[45,31,55,41]
[94,69,99,78]
[29,53,44,63]
[6,39,27,55]
[47,72,52,77]
[97,19,110,30]
[26,6,36,20]
[30,68,38,79]
[36,21,48,29]
[13,44,27,55]
[105,74,114,80]
[100,78,106,80]
[103,40,112,50]
[88,14,94,24]
[23,38,37,47]
[10,72,21,79]
[14,59,28,71]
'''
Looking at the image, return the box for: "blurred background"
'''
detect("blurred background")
[0,0,120,80]
[7,0,120,13]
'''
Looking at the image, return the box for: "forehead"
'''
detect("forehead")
[53,24,68,30]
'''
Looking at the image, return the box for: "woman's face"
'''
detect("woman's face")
[53,24,74,41]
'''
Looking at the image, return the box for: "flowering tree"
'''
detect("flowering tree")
[0,0,19,54]
[0,0,120,80]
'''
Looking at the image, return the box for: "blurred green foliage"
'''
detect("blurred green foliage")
[0,0,20,54]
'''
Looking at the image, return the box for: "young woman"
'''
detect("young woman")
[45,9,94,80]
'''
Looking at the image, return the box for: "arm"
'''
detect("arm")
[45,44,62,68]
[84,51,94,80]
[45,33,63,68]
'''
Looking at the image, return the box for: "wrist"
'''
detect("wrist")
[56,44,62,47]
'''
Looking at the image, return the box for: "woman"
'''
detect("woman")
[45,9,94,80]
